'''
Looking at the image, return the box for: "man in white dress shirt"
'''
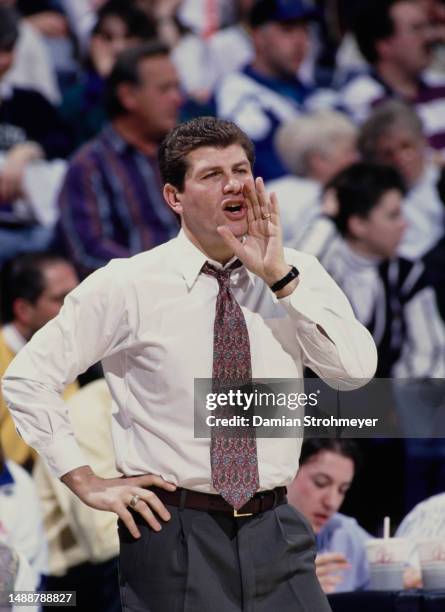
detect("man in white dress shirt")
[2,117,377,610]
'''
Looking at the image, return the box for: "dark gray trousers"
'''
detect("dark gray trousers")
[118,502,332,612]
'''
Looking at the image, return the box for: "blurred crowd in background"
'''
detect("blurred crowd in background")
[1,0,445,609]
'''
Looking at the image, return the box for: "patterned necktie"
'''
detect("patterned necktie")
[202,260,259,510]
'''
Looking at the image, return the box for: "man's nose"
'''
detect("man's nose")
[224,177,242,193]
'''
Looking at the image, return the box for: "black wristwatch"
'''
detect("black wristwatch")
[269,266,299,293]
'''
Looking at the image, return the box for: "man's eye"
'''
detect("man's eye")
[235,168,248,174]
[204,172,218,179]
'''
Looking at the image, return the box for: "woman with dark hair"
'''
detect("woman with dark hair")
[287,438,371,593]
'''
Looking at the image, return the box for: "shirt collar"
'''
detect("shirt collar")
[174,229,255,289]
[244,64,307,95]
[370,67,425,100]
[2,324,26,354]
[102,123,132,155]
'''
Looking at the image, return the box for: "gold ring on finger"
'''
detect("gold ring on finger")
[129,494,140,509]
[261,212,271,220]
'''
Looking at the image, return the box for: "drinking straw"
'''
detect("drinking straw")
[383,516,390,539]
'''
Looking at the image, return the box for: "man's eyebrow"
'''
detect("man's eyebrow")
[197,160,249,174]
[198,165,222,173]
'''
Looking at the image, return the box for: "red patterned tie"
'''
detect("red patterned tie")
[202,260,259,510]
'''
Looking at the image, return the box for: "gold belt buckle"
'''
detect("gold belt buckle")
[233,508,253,517]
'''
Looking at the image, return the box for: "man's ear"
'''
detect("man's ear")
[12,298,33,327]
[116,82,137,113]
[348,214,367,240]
[376,38,392,62]
[163,183,183,215]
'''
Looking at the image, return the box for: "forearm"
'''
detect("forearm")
[2,373,88,477]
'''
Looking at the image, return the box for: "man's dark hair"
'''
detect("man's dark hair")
[105,41,170,119]
[352,0,409,65]
[299,439,362,473]
[326,162,406,237]
[0,252,68,324]
[0,6,19,52]
[158,117,256,191]
[93,0,157,41]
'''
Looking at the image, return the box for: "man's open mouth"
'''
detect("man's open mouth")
[225,203,243,213]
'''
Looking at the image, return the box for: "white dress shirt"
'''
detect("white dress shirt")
[2,231,377,492]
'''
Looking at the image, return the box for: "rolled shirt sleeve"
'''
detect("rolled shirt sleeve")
[279,250,378,385]
[2,261,131,478]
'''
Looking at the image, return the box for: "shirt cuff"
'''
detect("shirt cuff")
[38,435,90,479]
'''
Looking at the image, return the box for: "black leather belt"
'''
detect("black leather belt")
[145,485,287,517]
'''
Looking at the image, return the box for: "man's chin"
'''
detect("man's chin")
[227,220,248,237]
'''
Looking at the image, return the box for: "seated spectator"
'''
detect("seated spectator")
[287,439,370,594]
[15,0,79,93]
[60,0,157,150]
[359,99,445,260]
[0,441,48,608]
[34,378,121,612]
[394,490,445,588]
[359,99,445,321]
[396,491,445,549]
[0,6,73,261]
[204,0,255,94]
[214,0,319,181]
[335,0,445,83]
[1,0,60,105]
[269,109,358,246]
[0,252,78,468]
[304,162,445,378]
[338,0,445,154]
[57,42,181,277]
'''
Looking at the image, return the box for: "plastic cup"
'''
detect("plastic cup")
[418,539,445,590]
[365,538,408,591]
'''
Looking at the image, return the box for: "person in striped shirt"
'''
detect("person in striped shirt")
[301,161,445,378]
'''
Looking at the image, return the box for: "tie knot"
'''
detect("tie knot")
[201,260,242,287]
